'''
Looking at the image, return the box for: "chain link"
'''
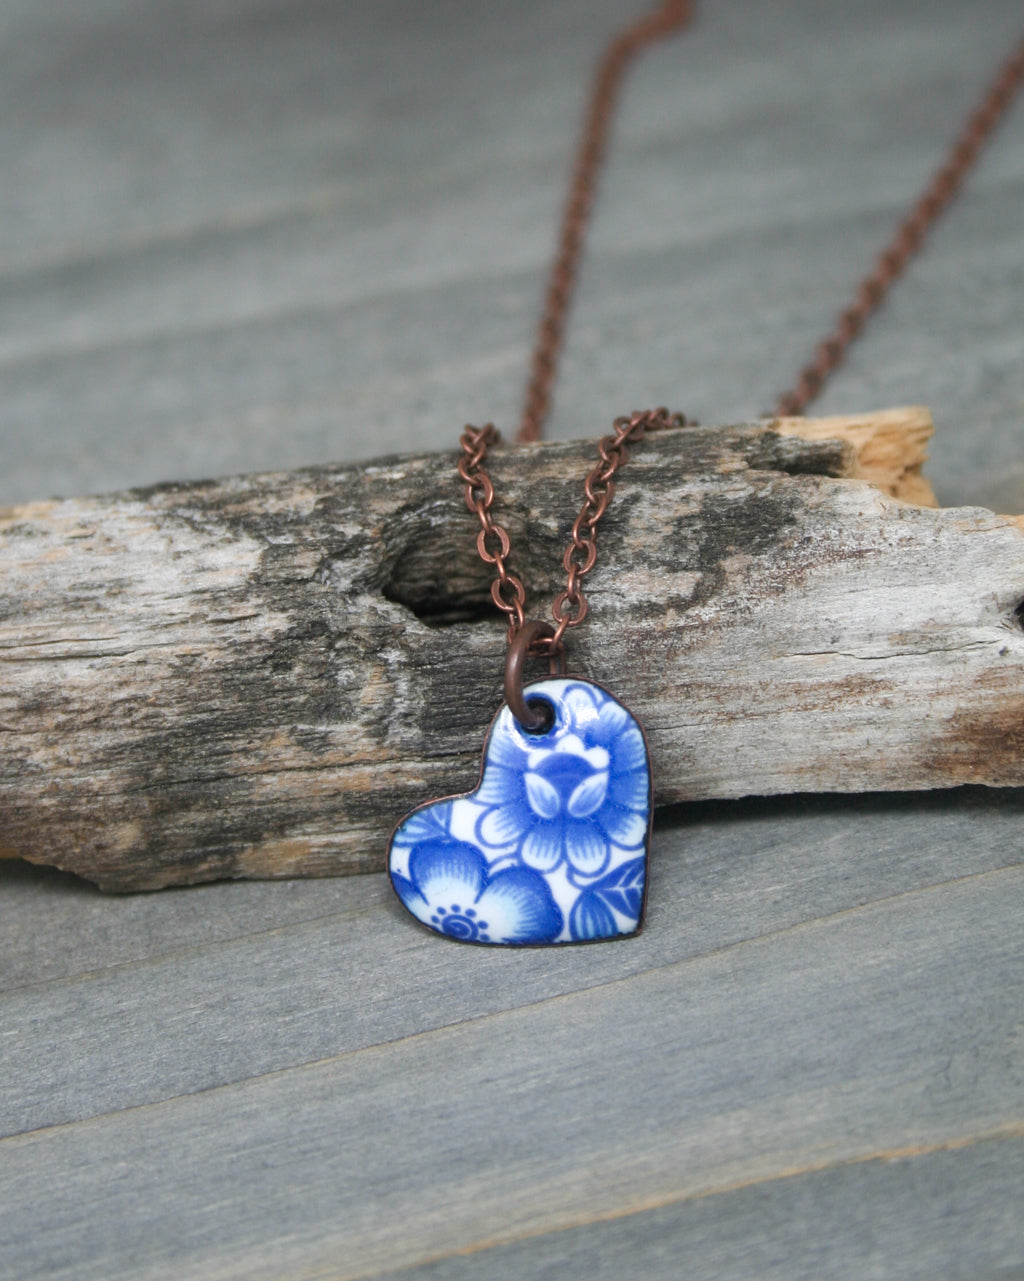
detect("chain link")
[460,409,686,654]
[460,4,1024,660]
[518,0,1024,432]
[457,424,527,636]
[773,31,1024,417]
[517,1,694,444]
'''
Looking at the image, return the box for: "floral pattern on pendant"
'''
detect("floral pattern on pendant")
[388,678,652,945]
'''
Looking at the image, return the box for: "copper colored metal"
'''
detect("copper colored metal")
[517,0,695,444]
[774,32,1024,417]
[549,406,684,645]
[458,422,526,637]
[503,620,565,731]
[462,7,1024,662]
[460,407,686,648]
[520,2,1023,429]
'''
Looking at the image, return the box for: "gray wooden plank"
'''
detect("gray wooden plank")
[0,859,385,991]
[2,788,1022,1134]
[1,865,1021,1280]
[2,1,1024,1277]
[4,783,1019,990]
[0,0,1020,505]
[4,197,1022,507]
[375,1135,1024,1281]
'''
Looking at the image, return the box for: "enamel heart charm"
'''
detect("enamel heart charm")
[388,678,652,945]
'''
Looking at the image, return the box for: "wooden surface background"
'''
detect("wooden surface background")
[2,1,1023,1277]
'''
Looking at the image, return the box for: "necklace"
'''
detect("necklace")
[386,2,1024,946]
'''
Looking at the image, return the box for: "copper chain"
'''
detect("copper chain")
[517,0,695,445]
[460,408,685,651]
[461,1,1024,655]
[457,422,527,636]
[774,29,1024,416]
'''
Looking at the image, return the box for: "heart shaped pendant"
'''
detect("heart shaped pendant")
[388,678,651,945]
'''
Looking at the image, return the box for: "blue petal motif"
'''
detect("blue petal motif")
[390,871,420,908]
[569,892,618,941]
[476,866,563,943]
[396,804,452,846]
[409,839,485,905]
[587,855,648,919]
[473,681,649,882]
[568,856,647,940]
[391,836,562,945]
[388,677,650,946]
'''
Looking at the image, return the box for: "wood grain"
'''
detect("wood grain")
[3,862,1022,1279]
[4,783,1023,1134]
[6,406,1024,890]
[2,1,1024,1278]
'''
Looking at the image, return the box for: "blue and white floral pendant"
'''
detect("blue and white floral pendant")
[388,678,651,945]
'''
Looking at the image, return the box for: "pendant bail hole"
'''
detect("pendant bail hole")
[522,696,556,736]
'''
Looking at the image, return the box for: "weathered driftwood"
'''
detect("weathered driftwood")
[2,405,1023,891]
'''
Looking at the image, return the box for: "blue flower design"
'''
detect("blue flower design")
[568,856,647,941]
[475,682,649,880]
[391,828,562,946]
[387,678,651,945]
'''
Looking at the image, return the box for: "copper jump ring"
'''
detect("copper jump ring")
[504,620,565,732]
